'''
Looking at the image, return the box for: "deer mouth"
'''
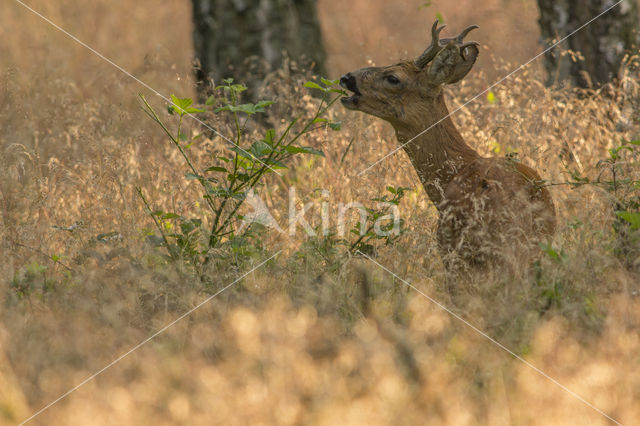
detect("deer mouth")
[341,92,361,109]
[339,74,361,109]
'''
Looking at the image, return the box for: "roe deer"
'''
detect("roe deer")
[340,21,556,268]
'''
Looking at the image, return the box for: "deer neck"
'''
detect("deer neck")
[393,95,480,205]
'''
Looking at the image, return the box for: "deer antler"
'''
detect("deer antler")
[415,20,447,69]
[415,21,479,69]
[448,24,479,44]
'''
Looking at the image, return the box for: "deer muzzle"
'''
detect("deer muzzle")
[340,72,361,109]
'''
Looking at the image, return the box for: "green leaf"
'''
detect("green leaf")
[616,211,640,230]
[263,128,276,145]
[321,77,339,86]
[251,140,273,158]
[229,145,255,160]
[233,173,251,183]
[538,243,568,263]
[232,191,247,200]
[284,146,325,157]
[539,243,559,260]
[215,105,235,114]
[255,100,275,111]
[236,104,254,114]
[329,121,342,131]
[264,158,288,170]
[207,186,230,197]
[205,95,216,105]
[180,221,197,235]
[328,88,348,95]
[205,166,227,173]
[231,84,247,93]
[171,95,193,116]
[162,213,181,220]
[185,172,202,180]
[216,101,273,115]
[304,81,323,90]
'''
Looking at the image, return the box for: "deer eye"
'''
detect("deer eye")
[384,75,401,85]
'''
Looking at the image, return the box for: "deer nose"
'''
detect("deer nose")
[340,73,358,93]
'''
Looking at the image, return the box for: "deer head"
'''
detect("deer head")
[340,21,479,130]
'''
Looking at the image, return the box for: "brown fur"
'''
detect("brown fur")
[340,23,556,268]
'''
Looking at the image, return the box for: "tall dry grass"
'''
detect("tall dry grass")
[1,1,640,425]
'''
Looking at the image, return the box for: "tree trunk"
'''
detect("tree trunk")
[537,0,639,88]
[191,0,327,100]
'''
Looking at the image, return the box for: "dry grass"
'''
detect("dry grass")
[1,1,640,425]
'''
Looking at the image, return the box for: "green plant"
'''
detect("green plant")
[534,243,569,312]
[532,242,605,327]
[11,261,54,300]
[347,186,410,255]
[138,78,345,274]
[562,139,640,269]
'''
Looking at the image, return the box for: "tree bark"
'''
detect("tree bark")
[191,0,327,99]
[537,0,639,88]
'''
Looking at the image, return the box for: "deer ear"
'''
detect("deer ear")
[426,42,459,85]
[447,43,479,84]
[427,42,479,85]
